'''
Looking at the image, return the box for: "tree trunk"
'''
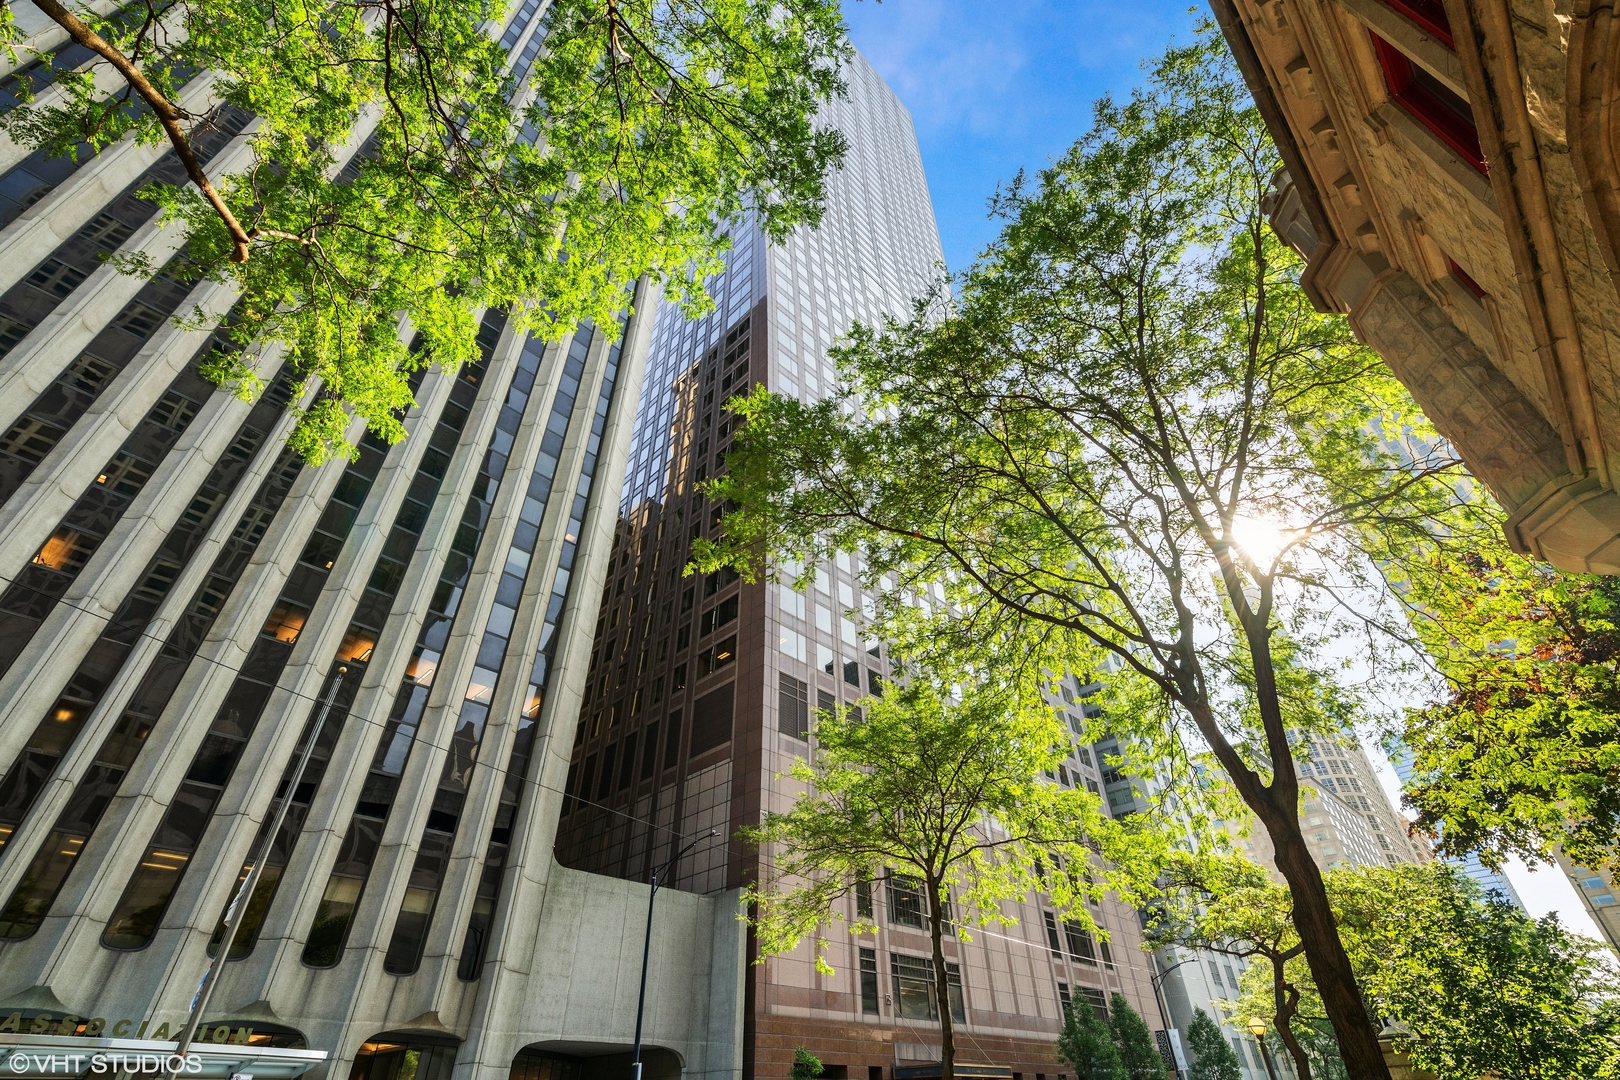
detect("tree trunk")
[1240,615,1391,1080]
[1269,822,1387,1080]
[1269,962,1312,1080]
[1182,620,1393,1080]
[929,878,955,1080]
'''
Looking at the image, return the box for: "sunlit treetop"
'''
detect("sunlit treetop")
[0,0,849,461]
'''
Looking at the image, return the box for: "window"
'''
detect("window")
[860,947,880,1015]
[696,635,736,678]
[843,659,861,687]
[1448,257,1487,299]
[1080,987,1108,1017]
[703,567,738,596]
[1371,32,1484,173]
[1058,983,1072,1017]
[856,875,873,918]
[780,626,806,662]
[262,602,309,643]
[1064,920,1097,963]
[779,583,806,619]
[1044,911,1062,957]
[665,710,683,764]
[889,954,964,1023]
[0,417,66,463]
[887,875,926,929]
[27,258,87,298]
[700,594,738,637]
[32,528,92,574]
[778,673,809,739]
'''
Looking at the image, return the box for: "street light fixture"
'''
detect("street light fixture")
[629,829,716,1080]
[1246,1018,1281,1080]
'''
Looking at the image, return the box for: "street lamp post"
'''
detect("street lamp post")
[170,668,347,1074]
[1245,1018,1281,1080]
[630,830,715,1080]
[1149,955,1197,1080]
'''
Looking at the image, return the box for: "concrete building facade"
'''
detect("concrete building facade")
[0,4,745,1080]
[1298,737,1432,866]
[1556,854,1620,951]
[551,53,1169,1079]
[1212,0,1620,573]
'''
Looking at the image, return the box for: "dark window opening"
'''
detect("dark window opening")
[778,673,809,739]
[860,947,880,1015]
[1372,32,1484,173]
[1448,257,1487,299]
[887,874,926,929]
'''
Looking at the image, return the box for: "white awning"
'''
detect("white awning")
[0,1034,327,1078]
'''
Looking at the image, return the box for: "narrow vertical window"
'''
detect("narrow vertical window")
[859,947,880,1015]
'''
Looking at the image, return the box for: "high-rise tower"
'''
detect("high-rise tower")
[553,50,1168,1079]
[0,6,744,1079]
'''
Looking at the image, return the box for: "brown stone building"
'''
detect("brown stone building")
[1213,0,1620,572]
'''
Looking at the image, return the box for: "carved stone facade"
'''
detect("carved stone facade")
[1215,0,1620,572]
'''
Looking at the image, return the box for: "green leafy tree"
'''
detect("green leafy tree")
[1397,549,1620,872]
[697,26,1467,1080]
[1179,859,1620,1080]
[741,662,1160,1080]
[1110,993,1170,1080]
[1150,855,1319,1080]
[791,1046,825,1079]
[1185,1009,1241,1080]
[1060,1000,1127,1080]
[0,0,847,460]
[1332,863,1620,1080]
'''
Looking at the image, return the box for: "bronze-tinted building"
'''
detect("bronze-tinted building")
[552,49,1170,1080]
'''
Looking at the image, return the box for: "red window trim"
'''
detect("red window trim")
[1371,32,1486,174]
[1447,257,1487,299]
[1378,0,1454,48]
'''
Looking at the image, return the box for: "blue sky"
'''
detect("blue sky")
[843,0,1604,939]
[844,0,1202,272]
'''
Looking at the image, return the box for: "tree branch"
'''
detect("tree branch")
[31,0,253,262]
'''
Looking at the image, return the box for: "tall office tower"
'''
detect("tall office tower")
[554,51,1167,1079]
[0,6,746,1080]
[1297,736,1430,867]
